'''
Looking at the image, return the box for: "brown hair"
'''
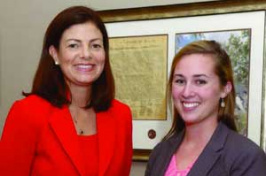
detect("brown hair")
[23,6,114,111]
[164,40,237,140]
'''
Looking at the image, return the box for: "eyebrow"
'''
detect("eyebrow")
[194,74,209,78]
[65,39,81,43]
[173,74,210,78]
[65,38,103,43]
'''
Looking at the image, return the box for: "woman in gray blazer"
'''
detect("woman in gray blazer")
[145,40,266,176]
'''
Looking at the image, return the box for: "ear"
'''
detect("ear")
[221,81,232,98]
[49,45,59,64]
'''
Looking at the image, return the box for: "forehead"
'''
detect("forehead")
[174,54,216,75]
[61,22,102,40]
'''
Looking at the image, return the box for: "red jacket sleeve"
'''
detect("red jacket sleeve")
[0,100,40,175]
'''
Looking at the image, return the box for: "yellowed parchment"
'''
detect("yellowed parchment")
[109,35,168,120]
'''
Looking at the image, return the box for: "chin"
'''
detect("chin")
[182,116,200,124]
[77,76,97,83]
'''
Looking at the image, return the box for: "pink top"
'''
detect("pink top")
[164,154,194,176]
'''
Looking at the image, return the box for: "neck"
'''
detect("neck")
[183,119,218,146]
[68,84,92,108]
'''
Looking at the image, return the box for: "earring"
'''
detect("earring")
[55,61,59,65]
[221,98,225,108]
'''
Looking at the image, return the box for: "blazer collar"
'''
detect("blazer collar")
[156,131,185,176]
[188,122,229,176]
[49,106,85,176]
[97,109,116,176]
[48,106,115,176]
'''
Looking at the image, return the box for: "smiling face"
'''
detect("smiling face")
[49,22,105,87]
[172,53,230,126]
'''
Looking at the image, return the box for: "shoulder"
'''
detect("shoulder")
[14,95,52,109]
[146,140,169,174]
[146,133,183,175]
[225,126,264,154]
[221,125,266,170]
[102,99,132,124]
[215,123,262,154]
[109,99,132,117]
[149,140,167,160]
[2,95,55,140]
[155,132,182,152]
[149,132,183,162]
[110,99,131,111]
[7,95,54,124]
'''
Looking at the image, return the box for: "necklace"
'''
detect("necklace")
[73,116,84,135]
[70,106,96,136]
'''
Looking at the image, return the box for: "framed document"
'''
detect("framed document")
[109,35,168,121]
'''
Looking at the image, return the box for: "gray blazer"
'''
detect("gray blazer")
[145,122,266,176]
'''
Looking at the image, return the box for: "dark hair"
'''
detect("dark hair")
[23,6,115,112]
[164,40,237,140]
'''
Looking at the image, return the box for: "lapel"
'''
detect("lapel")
[48,105,116,176]
[97,108,116,176]
[188,122,228,176]
[156,131,185,176]
[49,106,86,176]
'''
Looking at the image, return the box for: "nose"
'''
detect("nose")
[80,46,91,60]
[181,83,195,98]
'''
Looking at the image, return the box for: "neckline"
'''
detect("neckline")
[77,133,98,138]
[174,154,196,171]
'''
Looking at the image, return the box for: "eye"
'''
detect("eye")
[173,78,186,86]
[68,43,79,48]
[195,79,207,85]
[91,42,103,50]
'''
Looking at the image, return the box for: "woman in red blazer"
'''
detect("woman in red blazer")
[0,6,132,176]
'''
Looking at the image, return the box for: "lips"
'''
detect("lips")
[181,102,200,112]
[183,102,199,108]
[75,64,94,72]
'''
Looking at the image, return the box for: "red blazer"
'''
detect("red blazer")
[0,95,132,176]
